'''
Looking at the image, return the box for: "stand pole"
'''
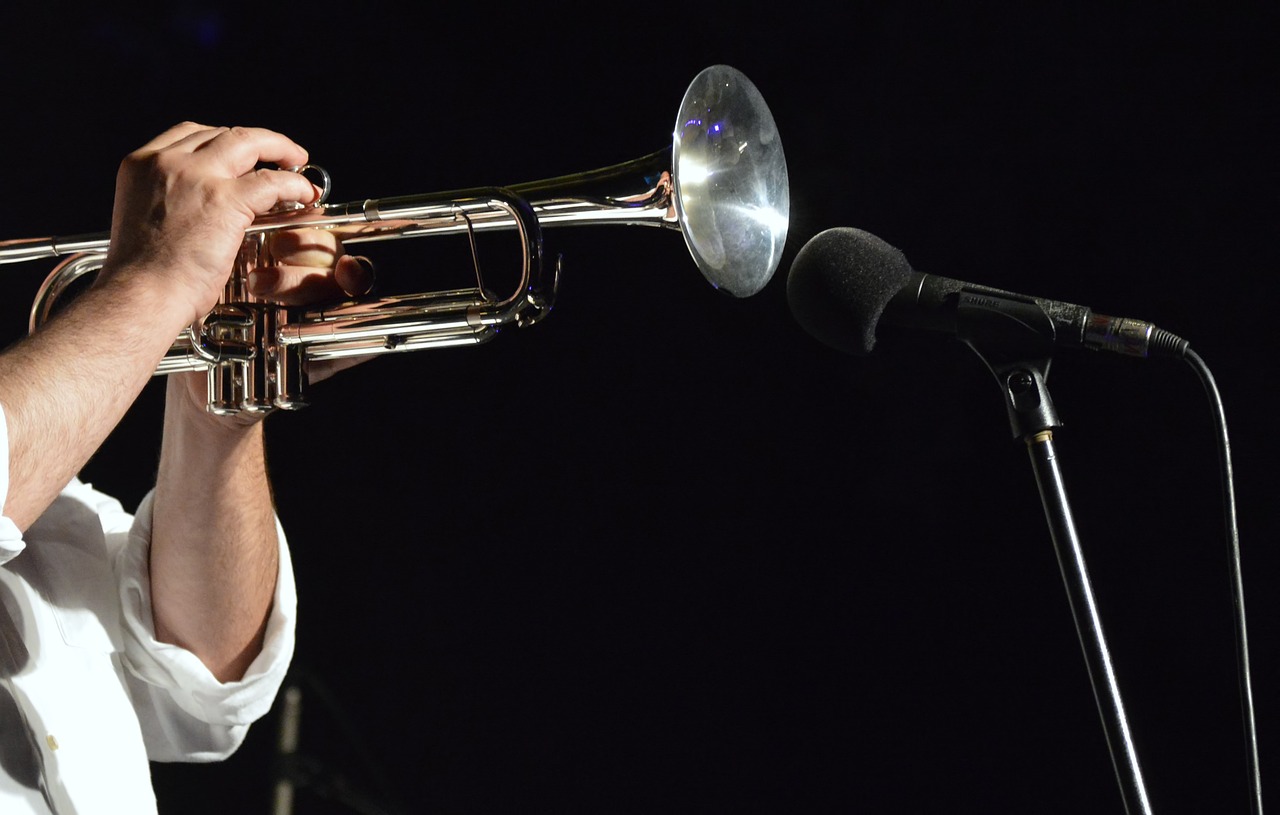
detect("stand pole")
[1026,428,1153,815]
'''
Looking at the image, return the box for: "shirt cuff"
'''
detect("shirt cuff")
[0,402,26,563]
[115,488,297,727]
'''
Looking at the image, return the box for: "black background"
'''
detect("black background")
[2,4,1277,813]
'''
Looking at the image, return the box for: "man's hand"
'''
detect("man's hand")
[101,123,320,326]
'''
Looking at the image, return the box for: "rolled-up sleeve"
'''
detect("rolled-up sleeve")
[113,488,297,762]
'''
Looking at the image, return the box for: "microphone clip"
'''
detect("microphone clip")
[955,291,1064,439]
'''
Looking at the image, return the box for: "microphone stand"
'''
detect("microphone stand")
[271,684,302,815]
[959,297,1153,815]
[269,675,403,815]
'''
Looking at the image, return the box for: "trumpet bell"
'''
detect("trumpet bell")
[674,65,789,298]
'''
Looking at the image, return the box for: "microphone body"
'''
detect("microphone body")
[887,270,1173,358]
[786,227,1187,359]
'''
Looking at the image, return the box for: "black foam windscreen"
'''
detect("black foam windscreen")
[786,227,915,355]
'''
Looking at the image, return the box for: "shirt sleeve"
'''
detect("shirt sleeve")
[0,403,28,562]
[113,487,298,762]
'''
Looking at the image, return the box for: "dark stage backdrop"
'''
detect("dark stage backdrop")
[2,5,1276,814]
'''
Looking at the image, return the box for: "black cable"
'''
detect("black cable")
[1184,347,1263,815]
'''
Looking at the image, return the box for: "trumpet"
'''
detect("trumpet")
[0,65,789,415]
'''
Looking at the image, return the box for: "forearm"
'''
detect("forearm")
[1,272,282,683]
[0,270,190,529]
[150,376,279,682]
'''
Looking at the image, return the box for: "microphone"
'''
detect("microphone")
[786,227,1188,359]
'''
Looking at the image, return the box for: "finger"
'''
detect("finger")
[264,231,374,295]
[248,264,349,306]
[133,121,219,153]
[267,228,341,268]
[192,126,309,177]
[249,253,375,304]
[234,168,321,216]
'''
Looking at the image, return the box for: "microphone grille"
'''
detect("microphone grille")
[786,227,914,355]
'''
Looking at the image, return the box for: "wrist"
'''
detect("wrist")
[91,258,205,336]
[94,254,215,330]
[165,374,267,449]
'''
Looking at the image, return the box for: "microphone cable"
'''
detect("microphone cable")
[1184,347,1263,815]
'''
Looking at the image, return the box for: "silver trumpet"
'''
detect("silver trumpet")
[0,65,789,415]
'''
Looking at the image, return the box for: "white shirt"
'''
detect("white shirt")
[0,407,297,814]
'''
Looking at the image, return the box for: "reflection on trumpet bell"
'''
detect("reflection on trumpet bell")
[0,64,789,415]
